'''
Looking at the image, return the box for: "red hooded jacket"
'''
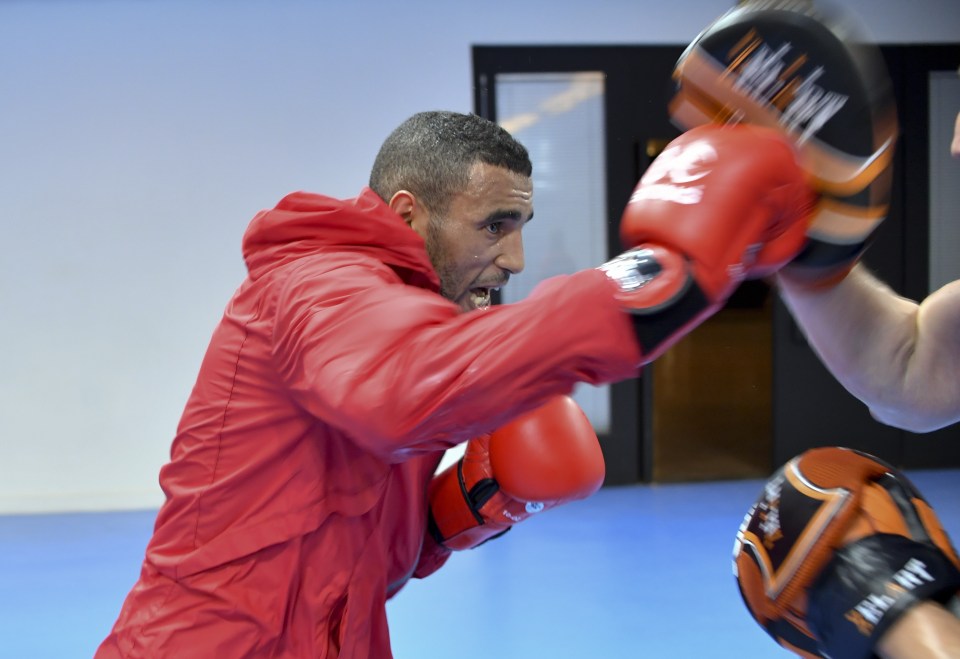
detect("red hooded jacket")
[98,188,641,657]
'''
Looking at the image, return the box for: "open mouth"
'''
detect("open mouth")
[469,287,494,310]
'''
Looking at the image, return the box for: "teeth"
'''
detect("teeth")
[470,289,491,310]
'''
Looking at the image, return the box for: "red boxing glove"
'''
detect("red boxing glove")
[600,123,815,361]
[670,1,898,287]
[428,395,604,551]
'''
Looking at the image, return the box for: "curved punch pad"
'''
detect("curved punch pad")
[671,1,897,197]
[732,446,960,657]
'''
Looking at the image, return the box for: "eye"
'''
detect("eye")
[485,221,503,235]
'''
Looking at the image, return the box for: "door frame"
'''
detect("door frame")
[473,43,960,478]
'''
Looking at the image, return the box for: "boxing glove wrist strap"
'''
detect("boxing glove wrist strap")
[597,247,665,291]
[599,246,710,358]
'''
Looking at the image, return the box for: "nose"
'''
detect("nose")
[495,230,525,275]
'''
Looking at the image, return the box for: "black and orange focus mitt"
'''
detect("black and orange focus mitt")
[734,447,960,658]
[672,1,898,285]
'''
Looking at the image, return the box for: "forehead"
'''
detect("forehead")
[452,162,534,218]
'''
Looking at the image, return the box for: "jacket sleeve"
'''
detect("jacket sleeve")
[271,254,640,459]
[410,526,452,581]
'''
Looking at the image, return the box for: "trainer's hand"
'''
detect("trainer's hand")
[427,395,603,551]
[671,1,898,286]
[734,447,960,658]
[599,123,815,362]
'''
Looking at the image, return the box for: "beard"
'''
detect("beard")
[423,216,458,302]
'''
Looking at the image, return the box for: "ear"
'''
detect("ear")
[388,190,415,223]
[389,190,430,236]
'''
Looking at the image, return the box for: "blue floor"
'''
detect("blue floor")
[2,471,958,658]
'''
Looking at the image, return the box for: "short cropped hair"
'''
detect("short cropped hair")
[369,111,532,216]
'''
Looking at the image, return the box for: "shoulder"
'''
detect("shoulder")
[272,251,406,302]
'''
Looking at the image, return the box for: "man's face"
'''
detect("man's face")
[414,162,534,312]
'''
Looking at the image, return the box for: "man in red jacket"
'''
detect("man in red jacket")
[96,111,815,657]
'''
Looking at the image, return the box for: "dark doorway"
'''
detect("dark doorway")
[473,43,960,484]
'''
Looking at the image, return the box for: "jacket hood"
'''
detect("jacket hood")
[241,187,440,291]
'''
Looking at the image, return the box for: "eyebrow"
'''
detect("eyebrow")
[485,209,534,224]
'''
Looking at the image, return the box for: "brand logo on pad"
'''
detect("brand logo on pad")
[844,558,936,636]
[725,34,848,144]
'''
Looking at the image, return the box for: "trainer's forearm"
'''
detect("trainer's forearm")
[878,602,960,659]
[775,264,939,431]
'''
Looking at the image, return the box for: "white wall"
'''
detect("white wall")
[2,0,958,514]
